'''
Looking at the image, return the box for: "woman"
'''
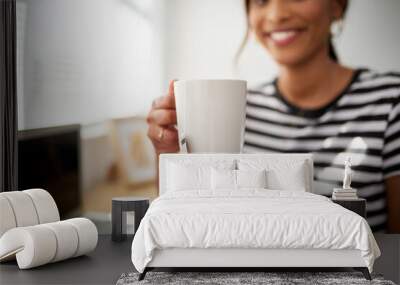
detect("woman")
[146,0,400,233]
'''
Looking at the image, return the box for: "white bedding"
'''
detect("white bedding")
[131,190,380,273]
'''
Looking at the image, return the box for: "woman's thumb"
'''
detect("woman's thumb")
[169,79,178,96]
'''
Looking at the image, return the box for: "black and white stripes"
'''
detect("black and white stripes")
[243,69,400,232]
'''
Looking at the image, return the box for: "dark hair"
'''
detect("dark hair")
[237,0,348,63]
[328,40,338,62]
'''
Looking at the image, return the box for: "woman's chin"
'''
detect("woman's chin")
[271,53,309,68]
[267,45,327,68]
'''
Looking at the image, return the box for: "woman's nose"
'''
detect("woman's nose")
[265,0,291,24]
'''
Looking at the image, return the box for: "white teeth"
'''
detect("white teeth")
[270,31,296,42]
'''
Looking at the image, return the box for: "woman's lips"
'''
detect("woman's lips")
[265,29,303,47]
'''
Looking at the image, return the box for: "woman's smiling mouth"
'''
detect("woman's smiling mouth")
[265,29,305,47]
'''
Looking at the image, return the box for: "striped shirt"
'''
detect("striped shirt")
[243,68,400,232]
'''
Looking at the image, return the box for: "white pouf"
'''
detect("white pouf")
[1,192,39,227]
[0,195,17,237]
[66,218,98,257]
[0,225,57,269]
[0,189,97,269]
[42,221,79,262]
[24,189,60,224]
[0,218,98,269]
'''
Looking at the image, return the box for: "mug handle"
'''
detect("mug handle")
[180,137,191,153]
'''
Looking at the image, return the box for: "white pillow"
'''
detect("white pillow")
[167,163,211,191]
[166,159,236,192]
[236,169,267,188]
[211,168,268,190]
[211,168,236,189]
[238,159,309,191]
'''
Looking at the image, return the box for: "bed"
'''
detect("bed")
[131,153,380,281]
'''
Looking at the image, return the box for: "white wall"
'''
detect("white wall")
[163,0,277,87]
[163,0,400,88]
[337,0,400,71]
[19,0,165,130]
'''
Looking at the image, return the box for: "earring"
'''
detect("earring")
[330,19,344,37]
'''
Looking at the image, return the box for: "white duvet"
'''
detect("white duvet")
[131,190,380,273]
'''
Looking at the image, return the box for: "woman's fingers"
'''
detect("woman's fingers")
[152,95,175,110]
[152,80,177,110]
[147,124,178,143]
[147,123,179,152]
[147,79,180,154]
[147,109,177,126]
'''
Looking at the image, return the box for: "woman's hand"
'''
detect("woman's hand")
[147,80,179,155]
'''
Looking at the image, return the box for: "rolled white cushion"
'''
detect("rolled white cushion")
[0,195,17,237]
[1,192,39,227]
[0,226,57,269]
[42,221,78,262]
[23,189,60,223]
[65,218,98,257]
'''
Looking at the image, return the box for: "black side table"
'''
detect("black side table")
[112,197,149,242]
[331,198,367,218]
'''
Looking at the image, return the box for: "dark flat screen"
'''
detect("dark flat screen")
[18,125,81,218]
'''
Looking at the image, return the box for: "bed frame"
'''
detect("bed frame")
[139,154,372,281]
[140,248,370,280]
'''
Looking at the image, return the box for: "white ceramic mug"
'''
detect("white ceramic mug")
[174,79,247,153]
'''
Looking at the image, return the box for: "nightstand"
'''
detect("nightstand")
[331,198,366,218]
[112,197,149,242]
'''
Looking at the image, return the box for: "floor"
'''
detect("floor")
[0,236,133,285]
[0,235,399,285]
[374,234,400,283]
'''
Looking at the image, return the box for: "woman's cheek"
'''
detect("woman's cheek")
[249,19,269,50]
[299,0,331,20]
[249,9,265,34]
[299,0,332,36]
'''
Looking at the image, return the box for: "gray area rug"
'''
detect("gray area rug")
[117,272,395,285]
